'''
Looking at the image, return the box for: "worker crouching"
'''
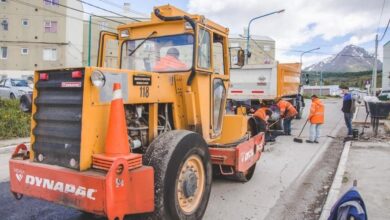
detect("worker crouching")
[306,95,324,143]
[253,107,275,142]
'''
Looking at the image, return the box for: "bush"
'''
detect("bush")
[0,98,31,140]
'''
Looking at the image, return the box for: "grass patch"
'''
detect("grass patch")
[0,99,30,140]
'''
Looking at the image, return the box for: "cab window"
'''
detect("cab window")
[213,33,225,75]
[197,28,211,69]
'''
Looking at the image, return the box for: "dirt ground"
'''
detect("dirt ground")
[264,131,346,220]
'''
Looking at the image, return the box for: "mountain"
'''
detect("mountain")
[304,45,383,72]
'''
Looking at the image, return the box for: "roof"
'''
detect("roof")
[229,34,274,42]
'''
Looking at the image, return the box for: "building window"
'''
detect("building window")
[21,48,29,55]
[21,19,29,27]
[44,21,57,33]
[1,19,8,31]
[99,21,108,30]
[44,0,59,6]
[1,47,7,59]
[43,48,57,61]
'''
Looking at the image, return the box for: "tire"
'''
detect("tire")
[143,130,212,220]
[10,93,16,99]
[19,94,32,113]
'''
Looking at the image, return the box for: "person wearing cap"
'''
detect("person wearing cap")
[275,97,298,135]
[306,95,324,143]
[153,47,188,72]
[253,106,275,142]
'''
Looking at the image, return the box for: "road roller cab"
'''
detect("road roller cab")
[9,5,264,220]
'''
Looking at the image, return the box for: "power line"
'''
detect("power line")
[75,0,141,22]
[377,0,387,33]
[40,0,126,25]
[95,0,148,17]
[379,18,390,41]
[9,0,117,32]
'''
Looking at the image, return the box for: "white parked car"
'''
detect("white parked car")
[378,90,390,100]
[0,78,33,99]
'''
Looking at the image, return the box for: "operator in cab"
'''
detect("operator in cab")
[153,47,188,72]
[275,97,298,135]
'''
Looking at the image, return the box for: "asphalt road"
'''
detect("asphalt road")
[0,99,345,220]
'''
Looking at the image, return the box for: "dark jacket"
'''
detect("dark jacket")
[342,93,356,113]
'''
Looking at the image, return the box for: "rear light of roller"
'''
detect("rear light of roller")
[72,70,83,79]
[39,73,49,81]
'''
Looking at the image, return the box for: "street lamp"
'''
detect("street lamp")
[300,47,320,86]
[246,9,285,64]
[300,47,320,66]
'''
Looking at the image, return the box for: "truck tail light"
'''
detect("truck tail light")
[72,70,83,79]
[40,73,49,81]
[231,90,243,94]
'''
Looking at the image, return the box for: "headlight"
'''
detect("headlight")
[91,70,106,88]
[18,90,27,95]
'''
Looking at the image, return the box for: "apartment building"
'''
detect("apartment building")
[0,0,83,77]
[383,41,390,91]
[229,34,275,67]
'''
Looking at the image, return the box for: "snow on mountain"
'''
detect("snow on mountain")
[304,45,383,72]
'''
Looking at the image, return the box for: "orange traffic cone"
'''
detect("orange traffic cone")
[92,83,142,171]
[105,83,130,156]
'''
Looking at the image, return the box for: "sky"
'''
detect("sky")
[84,0,390,68]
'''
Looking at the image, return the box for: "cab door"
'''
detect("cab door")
[196,25,229,139]
[97,31,119,68]
[210,32,229,138]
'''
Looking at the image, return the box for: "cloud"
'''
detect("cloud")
[187,0,390,64]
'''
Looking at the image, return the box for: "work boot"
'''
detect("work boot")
[306,140,314,143]
[314,140,319,144]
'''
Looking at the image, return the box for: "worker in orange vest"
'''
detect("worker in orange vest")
[253,106,275,142]
[153,47,188,72]
[306,95,325,143]
[275,97,298,135]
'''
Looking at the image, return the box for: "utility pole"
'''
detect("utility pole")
[88,15,92,66]
[372,34,378,95]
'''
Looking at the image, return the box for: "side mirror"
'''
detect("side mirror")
[236,49,245,67]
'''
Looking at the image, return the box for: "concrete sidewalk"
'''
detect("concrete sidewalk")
[320,105,390,220]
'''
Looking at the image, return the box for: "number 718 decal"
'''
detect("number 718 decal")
[140,86,149,98]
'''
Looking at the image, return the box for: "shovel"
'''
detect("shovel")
[293,119,309,143]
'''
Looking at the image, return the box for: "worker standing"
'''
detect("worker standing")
[275,97,298,135]
[306,95,324,143]
[341,86,358,137]
[253,107,275,142]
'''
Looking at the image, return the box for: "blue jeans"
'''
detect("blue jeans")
[310,124,322,142]
[283,117,293,135]
[344,113,353,135]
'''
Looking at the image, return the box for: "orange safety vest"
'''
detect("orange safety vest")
[153,55,188,72]
[277,100,298,118]
[253,107,269,121]
[308,98,324,124]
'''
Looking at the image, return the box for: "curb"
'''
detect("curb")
[0,142,30,154]
[319,141,351,220]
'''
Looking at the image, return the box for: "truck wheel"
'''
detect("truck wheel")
[10,93,16,99]
[143,130,212,220]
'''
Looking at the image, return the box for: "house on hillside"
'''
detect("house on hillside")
[383,41,390,91]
